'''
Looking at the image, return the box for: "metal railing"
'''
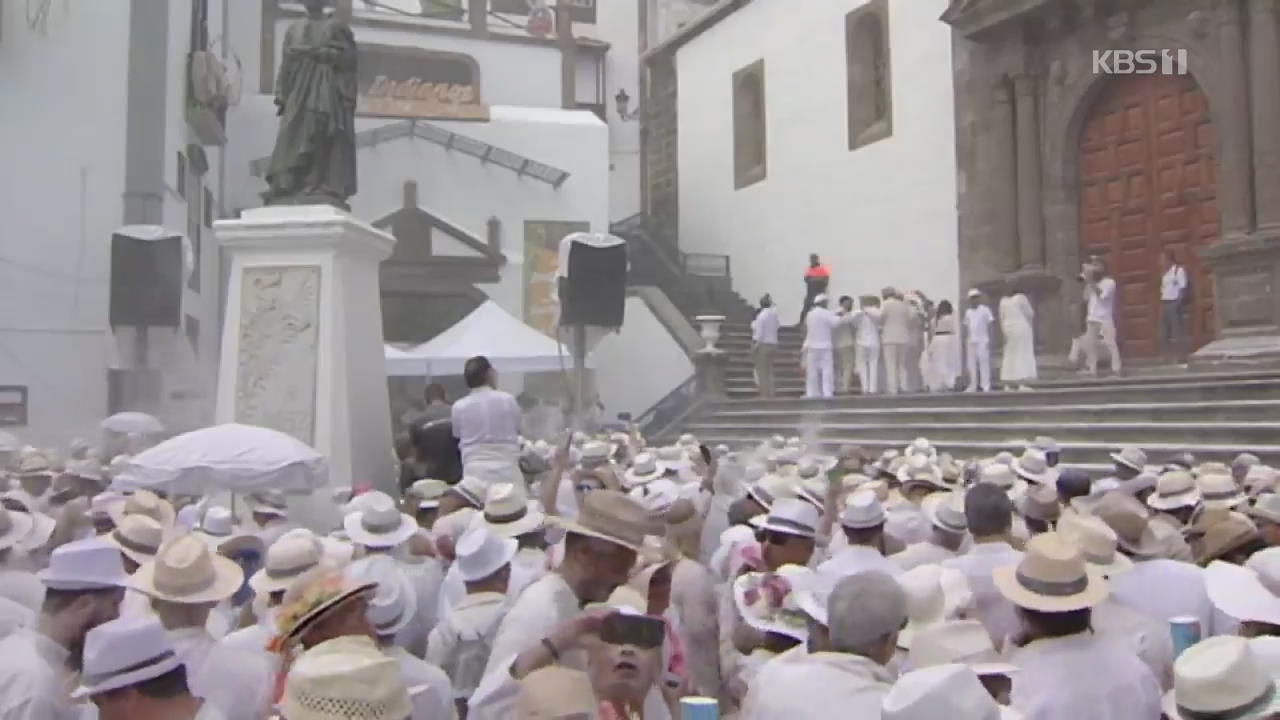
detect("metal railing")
[635,374,700,438]
[612,214,736,318]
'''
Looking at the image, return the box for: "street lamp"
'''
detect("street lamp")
[615,88,641,122]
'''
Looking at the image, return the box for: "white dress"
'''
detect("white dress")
[924,314,961,391]
[999,293,1038,383]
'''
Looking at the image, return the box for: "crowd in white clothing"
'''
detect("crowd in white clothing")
[2,367,1280,719]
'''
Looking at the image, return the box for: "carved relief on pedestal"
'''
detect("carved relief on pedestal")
[234,266,322,444]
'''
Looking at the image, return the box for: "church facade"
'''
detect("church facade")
[945,0,1280,361]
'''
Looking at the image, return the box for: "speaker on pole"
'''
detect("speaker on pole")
[109,225,185,329]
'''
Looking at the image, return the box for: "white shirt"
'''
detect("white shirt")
[0,628,78,720]
[481,572,582,680]
[169,627,273,720]
[1009,631,1163,720]
[1091,599,1175,690]
[818,544,902,579]
[892,541,958,571]
[398,557,445,658]
[1109,559,1213,632]
[964,305,995,344]
[386,645,458,720]
[741,651,895,720]
[854,308,882,347]
[833,311,857,348]
[0,570,43,618]
[943,542,1023,648]
[751,307,780,345]
[437,548,546,632]
[426,591,507,700]
[804,306,840,350]
[451,388,521,452]
[1161,265,1188,302]
[1087,277,1117,322]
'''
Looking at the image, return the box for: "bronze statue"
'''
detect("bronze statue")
[263,0,358,208]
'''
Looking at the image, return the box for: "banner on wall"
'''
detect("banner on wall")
[356,44,490,121]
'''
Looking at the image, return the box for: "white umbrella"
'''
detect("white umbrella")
[116,423,328,495]
[101,411,165,435]
[0,431,19,453]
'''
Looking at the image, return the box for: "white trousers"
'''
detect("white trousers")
[883,343,905,395]
[1086,319,1122,374]
[805,347,835,398]
[856,345,880,394]
[966,340,991,392]
[461,443,523,487]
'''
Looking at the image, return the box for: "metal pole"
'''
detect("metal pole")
[574,324,586,430]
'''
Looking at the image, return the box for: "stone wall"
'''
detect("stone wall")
[645,54,681,246]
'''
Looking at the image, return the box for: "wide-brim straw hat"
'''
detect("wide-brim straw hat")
[516,666,598,719]
[131,533,244,605]
[921,491,967,535]
[1248,494,1280,526]
[623,452,664,488]
[993,532,1108,612]
[282,636,412,720]
[482,484,546,539]
[108,490,175,529]
[104,514,164,566]
[1162,636,1280,720]
[1057,513,1134,578]
[1148,470,1202,511]
[343,492,418,549]
[1197,513,1263,566]
[1111,447,1148,472]
[557,490,648,552]
[1200,472,1248,511]
[276,569,378,644]
[250,534,325,596]
[0,506,34,553]
[1012,450,1059,486]
[752,497,821,538]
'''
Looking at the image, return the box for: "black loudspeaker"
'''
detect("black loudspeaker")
[109,226,184,328]
[558,233,627,328]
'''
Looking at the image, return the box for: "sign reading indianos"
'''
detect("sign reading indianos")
[356,44,490,121]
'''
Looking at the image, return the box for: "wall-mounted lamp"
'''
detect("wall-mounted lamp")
[615,88,641,122]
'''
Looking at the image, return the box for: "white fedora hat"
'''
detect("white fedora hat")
[131,533,244,605]
[746,473,795,510]
[0,506,34,552]
[1164,636,1280,720]
[105,514,164,566]
[250,533,325,596]
[454,526,518,583]
[922,491,968,535]
[1147,470,1202,512]
[907,619,1017,676]
[1056,513,1133,578]
[839,490,886,530]
[282,636,412,720]
[1199,472,1247,511]
[1205,560,1280,627]
[1110,446,1148,473]
[993,532,1108,613]
[343,492,417,549]
[71,615,183,699]
[629,478,680,518]
[897,565,951,650]
[195,506,264,556]
[481,483,546,538]
[408,479,448,510]
[883,664,1022,720]
[750,497,820,539]
[38,537,130,591]
[1012,449,1058,486]
[108,490,175,529]
[578,441,612,469]
[623,452,664,488]
[347,555,418,637]
[449,477,487,509]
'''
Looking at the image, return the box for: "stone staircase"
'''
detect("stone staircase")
[673,369,1280,473]
[720,321,806,398]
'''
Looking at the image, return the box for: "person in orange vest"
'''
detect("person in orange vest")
[801,254,832,324]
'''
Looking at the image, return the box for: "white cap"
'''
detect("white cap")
[72,616,183,699]
[38,537,129,591]
[455,526,518,583]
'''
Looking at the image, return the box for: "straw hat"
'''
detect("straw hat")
[898,455,947,492]
[629,478,679,518]
[454,526,518,582]
[840,490,886,531]
[0,506,34,552]
[1205,561,1280,627]
[1246,466,1280,497]
[1093,492,1167,559]
[883,664,1022,720]
[905,438,938,462]
[247,491,289,519]
[1163,636,1280,720]
[131,533,244,605]
[623,452,664,488]
[1012,450,1058,486]
[558,490,648,552]
[897,565,962,650]
[752,497,820,538]
[921,491,967,535]
[347,555,418,637]
[1197,513,1262,566]
[194,506,264,556]
[37,537,129,591]
[16,450,54,478]
[72,616,184,699]
[1148,471,1202,511]
[1199,472,1247,511]
[1110,446,1148,473]
[993,532,1108,612]
[449,476,487,509]
[282,636,411,720]
[108,490,175,529]
[978,463,1024,494]
[907,619,1017,676]
[1247,493,1280,525]
[732,565,812,642]
[1032,436,1060,456]
[275,569,377,645]
[343,492,418,549]
[746,473,795,509]
[516,666,597,719]
[1056,513,1133,577]
[105,514,164,566]
[408,479,449,509]
[1019,484,1062,524]
[481,484,546,538]
[250,533,326,595]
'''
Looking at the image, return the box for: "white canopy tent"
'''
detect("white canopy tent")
[384,344,429,376]
[391,300,591,377]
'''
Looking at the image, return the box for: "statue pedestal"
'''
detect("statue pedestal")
[1194,232,1280,365]
[213,205,396,529]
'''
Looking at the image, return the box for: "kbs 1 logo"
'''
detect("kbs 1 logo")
[1092,49,1189,75]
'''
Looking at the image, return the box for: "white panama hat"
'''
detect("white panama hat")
[1164,636,1280,720]
[347,555,419,637]
[883,664,1022,720]
[454,525,519,583]
[105,514,164,566]
[38,537,129,591]
[624,452,664,488]
[343,492,418,549]
[72,615,184,699]
[250,533,326,596]
[840,490,886,530]
[481,483,546,539]
[130,533,244,605]
[750,497,820,539]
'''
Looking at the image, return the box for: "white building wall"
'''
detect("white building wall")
[675,0,959,323]
[592,296,693,421]
[589,0,643,221]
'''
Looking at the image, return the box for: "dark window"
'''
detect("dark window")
[733,60,767,189]
[203,187,214,228]
[846,0,893,150]
[187,182,202,292]
[177,152,188,198]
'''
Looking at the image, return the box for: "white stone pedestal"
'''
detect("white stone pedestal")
[213,205,396,529]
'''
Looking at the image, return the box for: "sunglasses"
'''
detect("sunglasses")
[756,530,802,546]
[600,612,666,650]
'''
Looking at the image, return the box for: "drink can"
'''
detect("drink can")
[1170,616,1201,657]
[680,696,720,720]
